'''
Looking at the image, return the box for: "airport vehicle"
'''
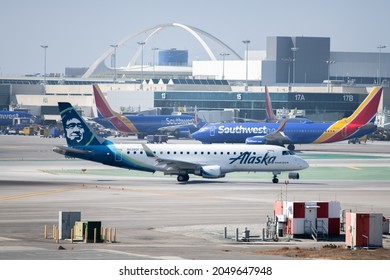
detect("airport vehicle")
[92,84,205,139]
[191,86,383,150]
[53,102,309,183]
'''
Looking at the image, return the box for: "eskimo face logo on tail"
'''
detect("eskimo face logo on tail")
[229,151,276,165]
[65,117,85,143]
[61,112,94,147]
[59,102,103,147]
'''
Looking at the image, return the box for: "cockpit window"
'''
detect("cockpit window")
[282,150,295,155]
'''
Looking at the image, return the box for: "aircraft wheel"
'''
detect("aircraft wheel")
[177,174,189,182]
[272,177,279,184]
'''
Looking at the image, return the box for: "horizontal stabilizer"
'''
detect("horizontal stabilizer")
[357,123,377,131]
[53,146,93,156]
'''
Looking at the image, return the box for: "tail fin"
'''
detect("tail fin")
[264,86,277,121]
[93,84,116,118]
[92,84,137,133]
[346,86,383,125]
[58,102,105,147]
[313,86,383,143]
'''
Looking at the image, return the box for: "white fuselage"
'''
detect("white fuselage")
[109,143,308,174]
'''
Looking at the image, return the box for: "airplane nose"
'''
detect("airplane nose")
[300,158,309,170]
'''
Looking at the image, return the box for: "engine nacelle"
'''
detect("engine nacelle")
[245,136,266,144]
[200,165,224,178]
[174,128,190,139]
[288,172,300,180]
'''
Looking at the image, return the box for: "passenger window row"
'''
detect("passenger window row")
[126,150,250,156]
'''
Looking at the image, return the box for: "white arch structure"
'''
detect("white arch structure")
[82,23,242,78]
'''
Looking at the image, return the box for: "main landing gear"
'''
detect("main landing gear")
[177,174,189,182]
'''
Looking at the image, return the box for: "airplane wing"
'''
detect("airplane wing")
[264,118,291,143]
[157,124,194,138]
[157,124,192,133]
[142,143,203,172]
[246,119,291,144]
[263,131,291,144]
[356,123,377,131]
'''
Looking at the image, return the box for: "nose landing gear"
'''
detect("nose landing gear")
[272,172,280,184]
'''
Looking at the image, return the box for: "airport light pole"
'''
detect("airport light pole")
[40,45,48,92]
[110,44,118,83]
[220,52,229,80]
[242,40,250,91]
[325,60,336,92]
[137,41,146,89]
[282,57,293,88]
[377,45,386,85]
[291,47,299,85]
[152,47,159,79]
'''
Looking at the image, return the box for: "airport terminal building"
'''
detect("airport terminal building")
[0,35,389,126]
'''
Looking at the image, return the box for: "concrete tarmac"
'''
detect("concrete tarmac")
[0,135,389,260]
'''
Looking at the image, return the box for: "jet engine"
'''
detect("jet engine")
[288,172,300,179]
[199,165,225,178]
[174,127,191,139]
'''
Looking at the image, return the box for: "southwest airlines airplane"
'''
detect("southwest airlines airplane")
[92,85,205,139]
[0,110,36,126]
[53,102,308,183]
[192,86,383,150]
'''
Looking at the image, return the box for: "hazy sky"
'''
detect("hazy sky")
[1,0,389,75]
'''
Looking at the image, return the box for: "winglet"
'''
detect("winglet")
[141,143,156,158]
[276,118,287,132]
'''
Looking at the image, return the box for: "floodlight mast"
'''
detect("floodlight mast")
[110,44,118,83]
[137,41,146,89]
[242,40,250,91]
[40,45,48,92]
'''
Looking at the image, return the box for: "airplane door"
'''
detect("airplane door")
[210,126,215,137]
[115,149,122,162]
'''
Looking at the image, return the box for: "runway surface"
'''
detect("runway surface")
[0,135,389,260]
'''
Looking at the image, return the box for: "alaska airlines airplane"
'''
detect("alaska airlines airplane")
[53,102,309,183]
[191,86,383,150]
[0,110,36,127]
[92,85,205,139]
